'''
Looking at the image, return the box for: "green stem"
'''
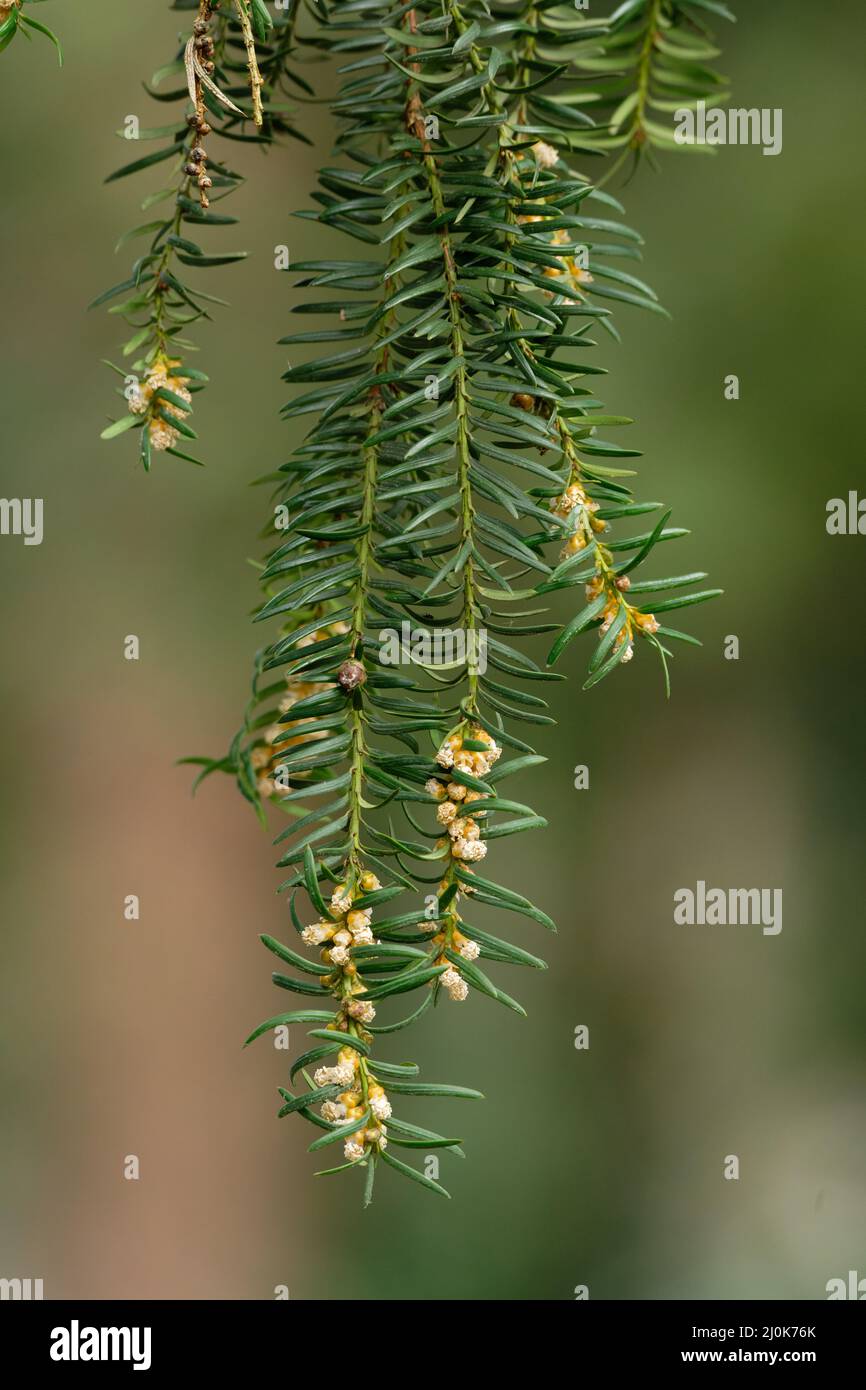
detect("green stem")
[414,59,482,712]
[633,0,663,146]
[347,423,378,875]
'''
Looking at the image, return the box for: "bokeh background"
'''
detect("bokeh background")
[1,0,864,1300]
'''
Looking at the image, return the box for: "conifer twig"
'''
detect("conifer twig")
[233,0,265,128]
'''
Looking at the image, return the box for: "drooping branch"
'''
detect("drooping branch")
[192,0,729,1201]
[95,0,307,467]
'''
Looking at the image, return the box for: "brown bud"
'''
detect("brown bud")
[184,163,199,177]
[337,660,366,692]
[198,175,213,190]
[615,576,631,592]
[511,392,534,411]
[191,147,207,164]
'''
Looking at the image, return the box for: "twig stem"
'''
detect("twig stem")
[233,0,264,127]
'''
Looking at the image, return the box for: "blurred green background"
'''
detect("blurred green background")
[1,0,864,1300]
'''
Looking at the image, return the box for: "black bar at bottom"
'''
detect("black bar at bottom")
[0,1299,860,1373]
